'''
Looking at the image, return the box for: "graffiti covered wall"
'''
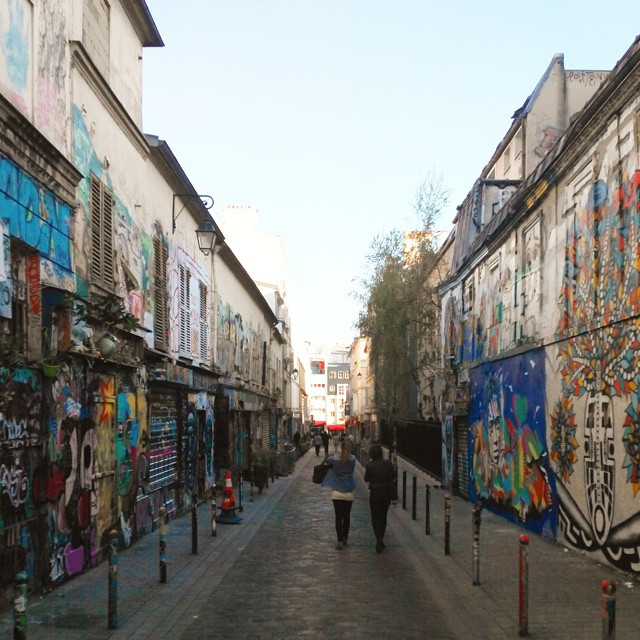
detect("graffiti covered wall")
[550,168,640,571]
[469,349,555,537]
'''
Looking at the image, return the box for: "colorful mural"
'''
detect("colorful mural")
[553,169,640,571]
[469,349,555,536]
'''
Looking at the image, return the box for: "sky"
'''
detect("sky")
[142,1,640,347]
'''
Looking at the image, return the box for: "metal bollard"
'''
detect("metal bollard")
[238,474,243,513]
[211,499,217,537]
[472,502,482,585]
[601,581,616,640]
[519,534,529,637]
[402,471,407,510]
[159,506,167,583]
[444,493,451,555]
[107,529,118,630]
[425,485,431,535]
[412,476,417,520]
[191,502,198,554]
[13,571,27,640]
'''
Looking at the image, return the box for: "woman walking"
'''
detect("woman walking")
[322,438,356,550]
[364,444,396,553]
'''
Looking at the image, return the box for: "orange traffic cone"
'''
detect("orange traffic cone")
[215,470,243,524]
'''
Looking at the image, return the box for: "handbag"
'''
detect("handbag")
[312,461,333,484]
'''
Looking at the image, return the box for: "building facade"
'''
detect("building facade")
[444,38,640,573]
[0,0,284,598]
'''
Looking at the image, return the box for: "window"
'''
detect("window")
[179,264,191,355]
[199,281,208,362]
[329,371,336,379]
[90,175,114,289]
[153,235,168,351]
[329,385,336,392]
[463,277,475,315]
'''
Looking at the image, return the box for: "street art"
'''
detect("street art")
[0,155,73,290]
[469,350,554,536]
[441,413,454,489]
[553,169,640,571]
[0,0,30,101]
[34,1,68,149]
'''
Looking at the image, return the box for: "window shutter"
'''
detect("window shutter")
[90,175,114,289]
[179,265,191,354]
[154,236,168,351]
[90,176,103,285]
[199,281,207,361]
[102,188,114,286]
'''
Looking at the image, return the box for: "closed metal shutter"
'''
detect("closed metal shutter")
[149,390,178,490]
[261,411,270,449]
[455,417,470,499]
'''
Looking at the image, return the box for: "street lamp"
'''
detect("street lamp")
[195,221,218,256]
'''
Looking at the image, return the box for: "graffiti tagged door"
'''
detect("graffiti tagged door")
[89,375,117,551]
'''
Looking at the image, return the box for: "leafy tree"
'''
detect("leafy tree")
[355,170,450,421]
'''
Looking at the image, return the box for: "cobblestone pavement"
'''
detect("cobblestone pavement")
[2,449,640,638]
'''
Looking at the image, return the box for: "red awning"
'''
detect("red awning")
[327,424,345,431]
[313,421,326,427]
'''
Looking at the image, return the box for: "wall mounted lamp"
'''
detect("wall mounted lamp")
[195,221,217,256]
[293,368,299,381]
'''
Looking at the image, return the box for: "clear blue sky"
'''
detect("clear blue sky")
[142,1,639,346]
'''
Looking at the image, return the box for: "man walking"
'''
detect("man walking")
[313,432,322,456]
[321,430,330,456]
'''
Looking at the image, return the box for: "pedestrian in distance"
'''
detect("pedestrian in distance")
[313,432,322,456]
[361,434,371,465]
[332,432,341,453]
[321,430,330,456]
[364,443,396,553]
[322,438,356,550]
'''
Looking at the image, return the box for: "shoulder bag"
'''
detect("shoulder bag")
[312,460,333,484]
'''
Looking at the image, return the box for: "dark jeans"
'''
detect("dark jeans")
[332,499,353,542]
[315,444,321,455]
[370,495,392,541]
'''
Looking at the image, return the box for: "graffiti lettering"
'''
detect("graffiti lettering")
[1,416,39,448]
[0,461,29,507]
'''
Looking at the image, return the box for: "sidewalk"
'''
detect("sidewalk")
[385,450,640,639]
[1,448,639,638]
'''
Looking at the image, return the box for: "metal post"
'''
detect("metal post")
[601,581,616,640]
[425,485,431,535]
[412,476,417,520]
[238,471,243,512]
[444,493,451,555]
[13,571,27,640]
[402,471,407,510]
[211,499,217,537]
[107,529,118,630]
[519,534,529,637]
[191,502,198,554]
[159,506,167,584]
[472,502,482,585]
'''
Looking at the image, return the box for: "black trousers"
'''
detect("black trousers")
[332,499,353,542]
[370,495,391,541]
[315,444,321,455]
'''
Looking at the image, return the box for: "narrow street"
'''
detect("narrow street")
[3,450,640,639]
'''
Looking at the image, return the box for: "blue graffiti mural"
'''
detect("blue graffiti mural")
[0,155,73,281]
[468,349,556,537]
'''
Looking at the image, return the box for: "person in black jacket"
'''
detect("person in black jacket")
[364,444,396,553]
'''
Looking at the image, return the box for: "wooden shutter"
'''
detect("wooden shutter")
[90,176,103,285]
[179,265,191,354]
[153,235,168,351]
[199,281,207,361]
[90,175,114,289]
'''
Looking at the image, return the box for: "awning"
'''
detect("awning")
[313,420,326,427]
[327,424,345,431]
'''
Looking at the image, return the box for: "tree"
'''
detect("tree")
[355,170,450,421]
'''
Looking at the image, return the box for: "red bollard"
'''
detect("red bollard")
[601,580,616,640]
[519,534,529,636]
